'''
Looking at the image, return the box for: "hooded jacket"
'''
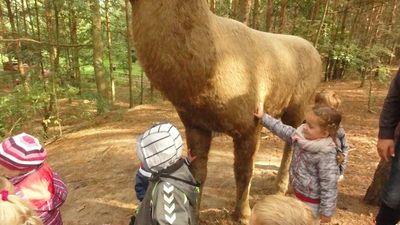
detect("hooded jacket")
[134,159,199,225]
[261,114,339,217]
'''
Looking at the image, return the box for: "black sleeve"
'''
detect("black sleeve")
[378,69,400,139]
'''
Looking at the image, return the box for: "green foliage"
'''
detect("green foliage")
[0,80,87,139]
[374,65,391,86]
[0,83,50,138]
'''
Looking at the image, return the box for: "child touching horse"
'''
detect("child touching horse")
[0,176,43,225]
[254,105,342,223]
[0,133,68,225]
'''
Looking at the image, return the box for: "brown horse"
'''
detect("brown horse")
[130,0,322,223]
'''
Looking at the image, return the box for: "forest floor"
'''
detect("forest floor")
[34,78,394,224]
[46,78,387,225]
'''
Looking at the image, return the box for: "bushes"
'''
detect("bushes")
[0,81,81,139]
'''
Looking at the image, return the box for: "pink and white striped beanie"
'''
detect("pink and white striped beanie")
[0,133,47,171]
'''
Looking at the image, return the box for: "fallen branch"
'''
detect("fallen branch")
[0,38,92,48]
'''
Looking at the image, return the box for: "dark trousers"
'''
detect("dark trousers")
[376,141,400,225]
[376,203,400,225]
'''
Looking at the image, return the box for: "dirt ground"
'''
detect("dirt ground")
[44,80,391,225]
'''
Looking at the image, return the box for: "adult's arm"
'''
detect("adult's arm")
[378,70,400,161]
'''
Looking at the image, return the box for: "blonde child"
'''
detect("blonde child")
[254,105,342,223]
[0,133,68,225]
[315,90,348,180]
[250,195,318,225]
[0,176,43,225]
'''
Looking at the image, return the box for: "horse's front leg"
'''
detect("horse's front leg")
[233,126,261,225]
[184,126,212,214]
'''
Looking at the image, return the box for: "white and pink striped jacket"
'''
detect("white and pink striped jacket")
[10,162,68,225]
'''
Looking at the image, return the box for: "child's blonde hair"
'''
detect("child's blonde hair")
[250,195,318,225]
[0,177,43,225]
[314,89,342,110]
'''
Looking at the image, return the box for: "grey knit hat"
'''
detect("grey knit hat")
[136,123,183,172]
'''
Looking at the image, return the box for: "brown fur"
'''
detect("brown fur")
[130,0,322,223]
[250,195,318,225]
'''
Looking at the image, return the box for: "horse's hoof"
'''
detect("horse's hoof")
[232,209,251,225]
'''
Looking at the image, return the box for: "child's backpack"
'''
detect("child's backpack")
[135,159,200,225]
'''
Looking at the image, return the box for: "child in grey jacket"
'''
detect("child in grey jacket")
[134,122,199,225]
[254,104,342,224]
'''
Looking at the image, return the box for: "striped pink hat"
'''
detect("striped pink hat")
[0,133,47,171]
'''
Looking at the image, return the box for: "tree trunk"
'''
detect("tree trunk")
[44,0,61,136]
[53,3,61,83]
[278,0,288,33]
[91,0,109,113]
[291,1,299,34]
[251,0,259,29]
[13,1,20,35]
[209,0,215,13]
[140,70,144,104]
[314,0,330,47]
[359,70,367,88]
[237,0,252,25]
[362,1,375,46]
[69,0,81,94]
[349,4,361,40]
[0,3,4,65]
[5,0,25,86]
[339,1,350,41]
[232,0,239,18]
[265,0,273,32]
[309,0,321,23]
[364,159,392,205]
[0,2,6,37]
[369,3,385,46]
[387,0,398,64]
[125,0,134,108]
[104,0,115,104]
[34,0,45,75]
[24,0,35,35]
[21,0,28,35]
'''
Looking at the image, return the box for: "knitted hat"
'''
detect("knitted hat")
[136,123,183,173]
[0,133,47,171]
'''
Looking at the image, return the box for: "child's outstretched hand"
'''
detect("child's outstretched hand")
[254,102,264,119]
[187,149,197,163]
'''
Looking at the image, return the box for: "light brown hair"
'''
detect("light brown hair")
[250,195,318,225]
[312,105,342,142]
[0,177,43,225]
[314,90,342,110]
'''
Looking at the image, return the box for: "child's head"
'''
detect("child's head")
[304,106,342,140]
[136,123,183,173]
[314,89,341,110]
[0,133,47,178]
[249,195,318,225]
[0,177,43,225]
